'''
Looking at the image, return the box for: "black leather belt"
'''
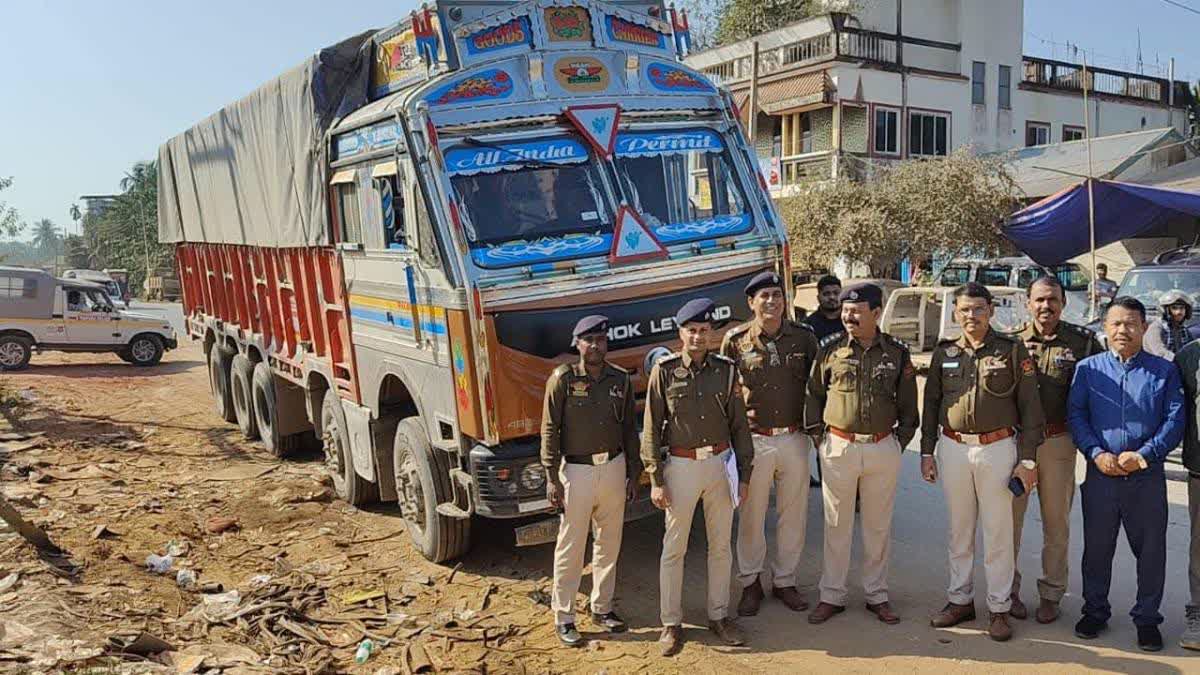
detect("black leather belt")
[564,449,622,465]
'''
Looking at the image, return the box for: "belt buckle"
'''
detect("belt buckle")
[853,433,874,443]
[590,452,609,465]
[694,446,714,460]
[960,432,982,445]
[772,427,790,436]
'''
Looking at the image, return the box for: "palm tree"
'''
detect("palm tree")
[31,219,61,257]
[69,203,82,236]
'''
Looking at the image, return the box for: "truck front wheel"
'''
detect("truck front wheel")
[0,335,32,371]
[229,354,259,440]
[393,417,471,562]
[319,392,377,507]
[208,346,236,423]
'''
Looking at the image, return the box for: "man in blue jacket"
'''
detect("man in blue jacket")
[1067,296,1185,652]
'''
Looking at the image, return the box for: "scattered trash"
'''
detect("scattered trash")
[386,612,418,628]
[204,464,276,482]
[198,581,225,594]
[176,568,198,589]
[354,639,375,664]
[248,573,273,588]
[145,554,174,574]
[199,589,242,619]
[205,515,240,534]
[407,642,434,673]
[91,524,120,540]
[343,588,386,605]
[0,572,19,593]
[527,589,551,607]
[166,540,190,557]
[106,631,174,656]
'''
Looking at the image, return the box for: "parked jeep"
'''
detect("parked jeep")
[0,266,177,370]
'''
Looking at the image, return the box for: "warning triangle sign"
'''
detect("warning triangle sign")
[609,205,668,265]
[564,104,621,157]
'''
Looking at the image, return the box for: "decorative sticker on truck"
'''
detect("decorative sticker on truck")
[643,61,714,93]
[604,15,666,49]
[333,120,403,161]
[347,295,448,336]
[614,129,724,157]
[444,138,590,176]
[544,6,592,43]
[427,69,514,106]
[553,56,610,93]
[465,16,533,56]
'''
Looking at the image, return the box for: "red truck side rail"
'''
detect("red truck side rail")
[176,243,361,404]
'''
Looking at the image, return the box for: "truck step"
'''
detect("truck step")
[435,502,471,519]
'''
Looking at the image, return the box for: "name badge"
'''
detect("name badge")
[570,381,590,397]
[942,362,960,369]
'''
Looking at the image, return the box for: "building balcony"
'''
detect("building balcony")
[1021,56,1192,108]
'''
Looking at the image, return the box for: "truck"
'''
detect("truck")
[158,0,789,562]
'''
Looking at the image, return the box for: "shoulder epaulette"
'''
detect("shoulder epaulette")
[550,363,572,382]
[819,330,847,349]
[881,332,910,352]
[609,363,630,375]
[992,332,1019,343]
[658,352,682,365]
[790,320,815,333]
[936,337,958,347]
[712,353,735,365]
[1062,321,1094,338]
[726,322,753,337]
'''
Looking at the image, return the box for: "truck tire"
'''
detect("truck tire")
[0,335,33,371]
[319,392,378,507]
[127,334,164,367]
[252,362,289,458]
[229,354,259,440]
[208,346,237,423]
[393,417,471,562]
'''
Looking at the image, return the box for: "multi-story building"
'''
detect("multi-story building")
[685,0,1193,195]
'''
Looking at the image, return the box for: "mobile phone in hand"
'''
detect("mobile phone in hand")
[1008,476,1025,497]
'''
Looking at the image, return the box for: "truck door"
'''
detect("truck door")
[64,288,121,346]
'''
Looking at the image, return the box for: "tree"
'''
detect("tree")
[779,149,1021,276]
[715,0,817,45]
[84,160,168,294]
[0,177,22,244]
[63,234,91,269]
[31,219,62,258]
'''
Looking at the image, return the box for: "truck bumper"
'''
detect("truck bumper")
[165,337,178,350]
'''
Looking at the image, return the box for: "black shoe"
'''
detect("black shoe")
[1137,625,1164,652]
[1074,615,1107,640]
[591,611,627,633]
[557,623,584,647]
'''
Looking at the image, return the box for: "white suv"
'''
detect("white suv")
[0,266,177,371]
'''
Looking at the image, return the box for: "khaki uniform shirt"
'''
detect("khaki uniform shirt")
[1012,322,1103,427]
[720,320,818,431]
[540,362,640,480]
[921,330,1046,460]
[640,351,754,488]
[804,330,920,448]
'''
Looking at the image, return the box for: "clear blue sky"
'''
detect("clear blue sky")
[1,0,1198,236]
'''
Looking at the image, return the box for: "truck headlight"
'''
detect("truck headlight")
[519,463,546,492]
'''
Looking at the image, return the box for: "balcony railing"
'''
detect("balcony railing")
[1021,56,1190,106]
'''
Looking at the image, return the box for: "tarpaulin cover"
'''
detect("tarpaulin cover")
[1004,179,1200,265]
[158,31,375,247]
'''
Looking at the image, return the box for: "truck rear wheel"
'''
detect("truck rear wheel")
[230,354,259,440]
[393,417,470,562]
[0,335,33,371]
[319,392,378,507]
[252,362,293,458]
[208,345,236,423]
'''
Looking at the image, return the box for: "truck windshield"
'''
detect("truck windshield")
[446,135,613,267]
[1118,269,1200,316]
[611,129,753,245]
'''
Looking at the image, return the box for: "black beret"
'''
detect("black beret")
[839,282,883,309]
[744,271,783,297]
[572,314,610,340]
[675,298,715,326]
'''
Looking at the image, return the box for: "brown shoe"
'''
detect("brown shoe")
[866,601,901,625]
[989,612,1013,641]
[738,583,764,616]
[772,586,809,612]
[659,625,684,656]
[708,618,746,646]
[808,601,845,624]
[930,602,976,628]
[1009,593,1028,620]
[1035,598,1060,624]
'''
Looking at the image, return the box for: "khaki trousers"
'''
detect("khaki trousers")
[819,433,903,606]
[660,450,735,626]
[937,435,1017,613]
[552,454,627,625]
[737,432,811,588]
[1011,432,1078,603]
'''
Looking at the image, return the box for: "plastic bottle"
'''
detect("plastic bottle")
[353,639,374,664]
[176,569,197,588]
[145,554,174,574]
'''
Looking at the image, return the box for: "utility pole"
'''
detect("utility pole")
[1083,55,1098,312]
[749,41,760,146]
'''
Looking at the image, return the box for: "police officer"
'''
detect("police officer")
[1009,276,1102,624]
[720,271,818,616]
[922,282,1045,642]
[643,298,754,657]
[541,315,640,647]
[805,282,918,625]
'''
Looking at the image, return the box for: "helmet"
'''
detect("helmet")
[1159,289,1193,309]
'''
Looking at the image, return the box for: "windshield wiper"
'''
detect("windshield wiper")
[459,136,565,171]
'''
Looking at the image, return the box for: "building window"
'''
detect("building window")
[0,276,37,299]
[1062,125,1086,142]
[874,107,900,155]
[1026,121,1051,147]
[972,61,986,105]
[909,111,949,157]
[337,181,363,244]
[998,65,1011,110]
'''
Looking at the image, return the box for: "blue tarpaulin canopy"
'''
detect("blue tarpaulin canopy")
[1004,179,1200,265]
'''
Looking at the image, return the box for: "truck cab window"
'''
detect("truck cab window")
[374,176,406,249]
[338,181,363,244]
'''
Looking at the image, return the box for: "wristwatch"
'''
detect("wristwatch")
[1020,460,1037,470]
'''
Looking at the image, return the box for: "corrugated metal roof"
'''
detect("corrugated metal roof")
[1136,155,1200,192]
[1005,127,1184,199]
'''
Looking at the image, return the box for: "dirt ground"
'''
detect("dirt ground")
[1,339,1198,674]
